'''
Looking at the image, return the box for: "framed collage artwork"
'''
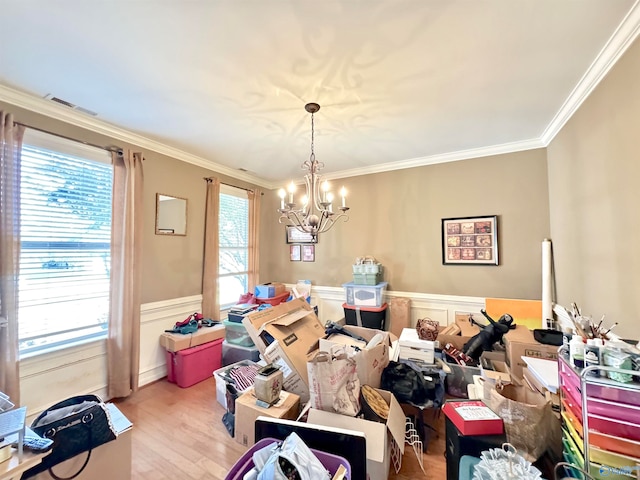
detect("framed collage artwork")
[442,215,498,265]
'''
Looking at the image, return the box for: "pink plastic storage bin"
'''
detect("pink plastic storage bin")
[225,438,351,480]
[166,338,223,388]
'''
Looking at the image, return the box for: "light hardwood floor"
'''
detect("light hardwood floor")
[114,378,448,479]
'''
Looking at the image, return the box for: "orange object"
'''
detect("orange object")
[485,298,542,330]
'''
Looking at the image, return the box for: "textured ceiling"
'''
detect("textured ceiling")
[0,1,638,187]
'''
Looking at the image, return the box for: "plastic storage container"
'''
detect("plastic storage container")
[342,281,387,307]
[222,320,255,347]
[165,338,223,388]
[343,302,387,330]
[213,359,260,408]
[352,272,383,285]
[225,438,351,480]
[222,339,261,366]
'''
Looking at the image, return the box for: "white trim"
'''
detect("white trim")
[319,138,545,181]
[541,0,640,145]
[0,84,272,189]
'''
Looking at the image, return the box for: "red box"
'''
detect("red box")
[166,338,223,388]
[442,400,504,436]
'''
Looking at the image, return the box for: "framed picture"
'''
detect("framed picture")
[442,215,498,265]
[286,226,317,244]
[290,244,301,262]
[302,244,315,262]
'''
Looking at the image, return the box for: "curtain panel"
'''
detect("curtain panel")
[0,112,24,403]
[107,150,144,399]
[202,178,220,320]
[248,188,261,292]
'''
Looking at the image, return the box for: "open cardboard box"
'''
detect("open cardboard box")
[307,389,405,480]
[243,299,398,402]
[316,325,397,388]
[436,313,482,350]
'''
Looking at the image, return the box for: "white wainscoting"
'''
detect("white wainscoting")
[19,288,482,420]
[20,295,203,420]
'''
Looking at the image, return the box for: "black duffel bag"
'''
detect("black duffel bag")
[23,394,117,480]
[381,360,431,405]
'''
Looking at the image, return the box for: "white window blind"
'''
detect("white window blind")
[219,184,249,309]
[18,129,113,354]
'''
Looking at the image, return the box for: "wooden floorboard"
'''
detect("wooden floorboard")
[114,378,448,479]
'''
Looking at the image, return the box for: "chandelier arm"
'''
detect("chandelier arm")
[279,210,314,234]
[316,212,349,234]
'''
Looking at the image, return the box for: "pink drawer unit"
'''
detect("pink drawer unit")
[559,357,640,406]
[588,413,640,442]
[562,386,640,424]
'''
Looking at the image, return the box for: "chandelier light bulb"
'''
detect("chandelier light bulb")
[340,187,347,208]
[287,181,296,204]
[321,180,330,203]
[278,188,286,209]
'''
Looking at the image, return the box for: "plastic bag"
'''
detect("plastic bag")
[253,432,330,480]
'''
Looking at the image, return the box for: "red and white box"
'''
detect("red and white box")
[442,400,504,436]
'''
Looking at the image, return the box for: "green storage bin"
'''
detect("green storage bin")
[352,273,382,285]
[222,320,255,347]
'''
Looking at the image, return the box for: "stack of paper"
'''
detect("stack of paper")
[398,328,435,364]
[522,356,558,393]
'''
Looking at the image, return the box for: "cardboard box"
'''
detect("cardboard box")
[436,314,481,351]
[442,400,504,436]
[307,389,405,480]
[317,325,396,388]
[261,339,310,402]
[234,388,300,447]
[159,324,226,352]
[503,325,559,380]
[444,351,510,398]
[242,298,325,399]
[254,282,286,299]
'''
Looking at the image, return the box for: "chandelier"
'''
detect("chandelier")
[277,103,350,241]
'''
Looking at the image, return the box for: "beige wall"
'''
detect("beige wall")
[547,37,640,339]
[260,149,550,300]
[1,101,261,304]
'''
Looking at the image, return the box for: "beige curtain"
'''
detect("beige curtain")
[107,150,144,399]
[0,112,24,403]
[247,188,261,292]
[202,178,220,319]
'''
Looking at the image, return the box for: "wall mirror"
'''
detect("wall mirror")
[156,193,187,236]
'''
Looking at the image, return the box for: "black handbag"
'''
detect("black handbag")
[22,394,117,480]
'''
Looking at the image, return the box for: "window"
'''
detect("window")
[18,129,113,355]
[219,184,249,309]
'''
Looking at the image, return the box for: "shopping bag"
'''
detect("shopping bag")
[307,347,361,416]
[485,383,561,462]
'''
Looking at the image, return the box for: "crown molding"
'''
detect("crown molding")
[540,0,640,145]
[0,84,273,189]
[321,138,545,181]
